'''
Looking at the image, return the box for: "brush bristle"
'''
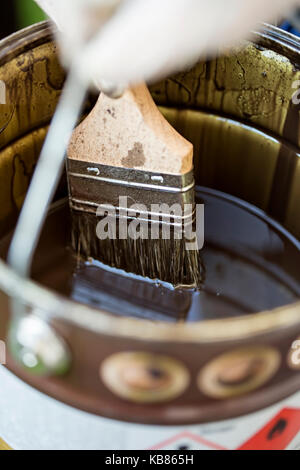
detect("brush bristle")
[71,210,205,288]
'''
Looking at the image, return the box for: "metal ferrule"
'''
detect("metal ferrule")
[67,159,196,227]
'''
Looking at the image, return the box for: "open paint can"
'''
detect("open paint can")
[0,22,299,450]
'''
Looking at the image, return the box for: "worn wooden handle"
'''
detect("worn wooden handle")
[68,83,193,175]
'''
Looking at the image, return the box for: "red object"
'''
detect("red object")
[149,431,227,450]
[238,408,300,450]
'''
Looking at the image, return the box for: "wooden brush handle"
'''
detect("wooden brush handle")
[68,83,193,175]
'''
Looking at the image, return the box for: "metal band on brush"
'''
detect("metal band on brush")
[67,159,196,227]
[67,159,195,192]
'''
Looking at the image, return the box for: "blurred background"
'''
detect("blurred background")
[0,1,300,40]
[0,0,46,40]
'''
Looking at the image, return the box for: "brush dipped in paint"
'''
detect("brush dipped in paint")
[67,84,203,287]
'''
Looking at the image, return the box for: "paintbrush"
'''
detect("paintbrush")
[67,84,203,287]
